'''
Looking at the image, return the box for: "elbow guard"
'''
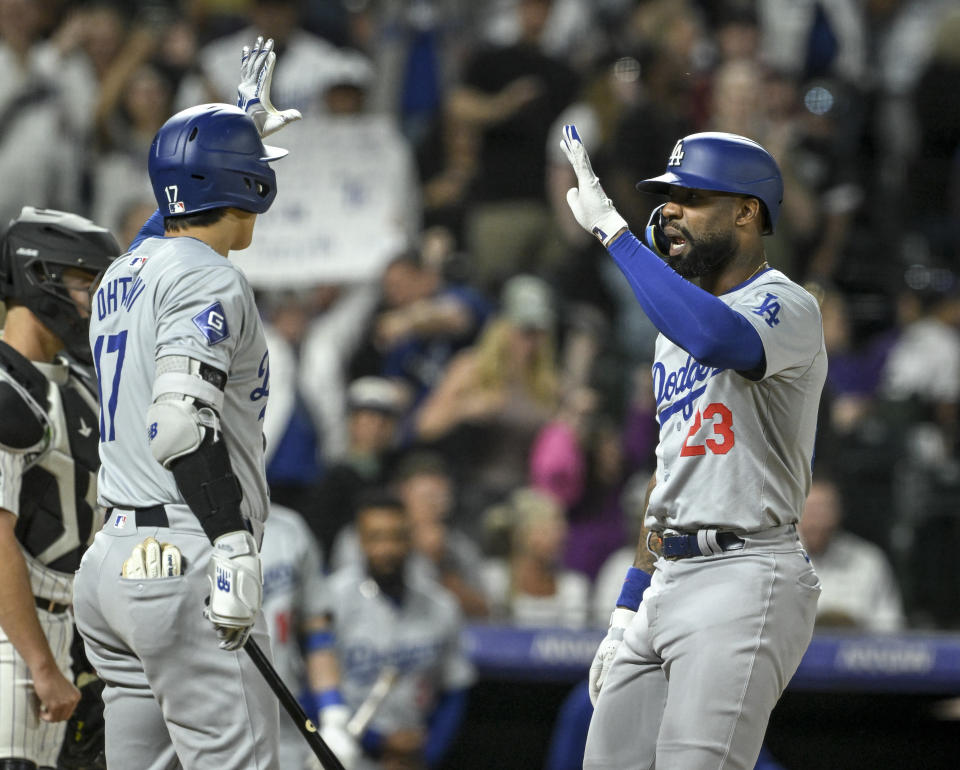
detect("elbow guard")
[146,358,244,542]
[147,399,217,468]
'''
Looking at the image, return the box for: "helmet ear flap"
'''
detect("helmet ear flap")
[643,204,670,258]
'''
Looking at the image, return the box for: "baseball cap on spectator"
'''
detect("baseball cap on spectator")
[501,274,555,331]
[347,376,405,416]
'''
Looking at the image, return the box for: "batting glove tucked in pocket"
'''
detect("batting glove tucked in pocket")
[121,537,183,578]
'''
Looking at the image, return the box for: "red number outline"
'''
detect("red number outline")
[680,402,734,457]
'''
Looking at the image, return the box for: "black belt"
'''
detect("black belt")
[104,504,169,528]
[35,596,70,614]
[660,531,744,560]
[104,505,254,535]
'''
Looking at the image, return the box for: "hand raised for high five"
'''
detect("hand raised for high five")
[237,36,302,138]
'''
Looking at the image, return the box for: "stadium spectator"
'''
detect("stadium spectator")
[258,289,326,516]
[394,451,489,617]
[591,473,649,625]
[879,270,960,450]
[907,6,960,265]
[306,377,406,560]
[414,274,560,529]
[231,48,420,286]
[349,246,491,417]
[298,281,382,463]
[448,0,578,291]
[0,0,81,225]
[798,476,906,632]
[175,0,343,112]
[481,487,590,628]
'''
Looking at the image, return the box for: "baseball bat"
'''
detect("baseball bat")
[244,637,346,770]
[346,665,399,738]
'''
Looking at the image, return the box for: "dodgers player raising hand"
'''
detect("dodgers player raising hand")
[73,39,299,769]
[561,127,826,770]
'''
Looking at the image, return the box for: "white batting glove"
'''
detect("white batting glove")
[237,35,302,138]
[588,606,635,706]
[317,704,361,770]
[559,124,628,246]
[121,537,182,578]
[204,530,262,651]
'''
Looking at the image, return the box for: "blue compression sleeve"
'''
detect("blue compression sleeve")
[424,689,468,767]
[607,231,765,372]
[128,207,165,251]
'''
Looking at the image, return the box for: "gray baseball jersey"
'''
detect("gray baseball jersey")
[326,566,475,742]
[585,267,826,770]
[260,504,329,692]
[259,504,329,770]
[646,269,826,533]
[91,236,270,525]
[75,234,279,770]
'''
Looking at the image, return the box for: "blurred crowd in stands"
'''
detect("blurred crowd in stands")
[6,0,960,637]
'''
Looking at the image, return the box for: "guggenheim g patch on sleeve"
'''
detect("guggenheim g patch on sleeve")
[192,301,230,345]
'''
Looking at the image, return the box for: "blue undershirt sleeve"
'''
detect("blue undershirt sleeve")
[128,207,165,251]
[424,688,468,767]
[607,231,765,372]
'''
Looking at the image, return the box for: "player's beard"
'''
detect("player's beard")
[664,226,739,279]
[370,562,406,603]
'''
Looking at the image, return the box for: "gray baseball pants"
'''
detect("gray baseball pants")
[73,505,279,770]
[584,524,820,770]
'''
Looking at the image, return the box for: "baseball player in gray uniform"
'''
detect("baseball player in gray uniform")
[0,208,119,770]
[325,490,475,770]
[560,126,826,769]
[259,503,359,769]
[73,40,302,770]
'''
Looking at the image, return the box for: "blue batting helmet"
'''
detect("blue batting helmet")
[148,103,287,217]
[636,132,783,234]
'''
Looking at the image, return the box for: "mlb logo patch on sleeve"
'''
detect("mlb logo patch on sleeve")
[193,301,230,345]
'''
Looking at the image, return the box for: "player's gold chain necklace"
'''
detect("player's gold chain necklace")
[745,261,769,282]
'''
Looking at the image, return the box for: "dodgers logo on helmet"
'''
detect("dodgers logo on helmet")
[636,132,783,235]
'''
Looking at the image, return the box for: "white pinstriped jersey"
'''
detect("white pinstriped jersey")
[646,268,826,533]
[90,236,270,524]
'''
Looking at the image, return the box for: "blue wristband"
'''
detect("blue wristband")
[304,629,335,653]
[315,689,346,710]
[616,567,651,611]
[362,728,385,757]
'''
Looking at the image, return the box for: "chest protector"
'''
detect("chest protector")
[0,341,100,571]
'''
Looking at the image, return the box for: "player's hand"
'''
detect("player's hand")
[319,704,361,769]
[382,728,426,769]
[559,124,628,246]
[31,660,81,723]
[203,530,263,651]
[237,35,302,138]
[121,537,182,578]
[588,606,635,706]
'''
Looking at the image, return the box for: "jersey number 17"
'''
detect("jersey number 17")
[93,331,128,442]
